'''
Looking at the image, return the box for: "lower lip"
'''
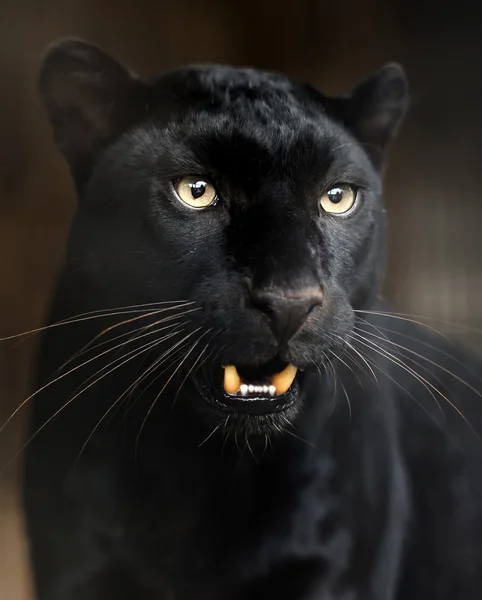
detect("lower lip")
[193,374,300,416]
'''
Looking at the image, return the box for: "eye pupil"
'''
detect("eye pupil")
[328,188,343,204]
[190,182,206,199]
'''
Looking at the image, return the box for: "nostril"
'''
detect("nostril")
[251,294,275,318]
[295,287,324,310]
[250,287,323,344]
[310,287,323,302]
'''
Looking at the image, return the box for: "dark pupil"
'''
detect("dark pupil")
[190,182,206,199]
[328,188,343,204]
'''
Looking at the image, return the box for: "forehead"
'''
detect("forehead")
[135,66,371,186]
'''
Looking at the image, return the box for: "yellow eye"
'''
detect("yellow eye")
[175,176,217,209]
[320,185,357,215]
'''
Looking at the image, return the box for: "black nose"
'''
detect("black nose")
[250,286,323,345]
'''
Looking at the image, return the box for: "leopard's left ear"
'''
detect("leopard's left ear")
[341,63,409,170]
[39,38,146,192]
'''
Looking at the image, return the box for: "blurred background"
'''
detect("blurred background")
[1,0,482,597]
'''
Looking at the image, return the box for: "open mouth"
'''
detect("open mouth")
[193,355,301,415]
[223,362,297,397]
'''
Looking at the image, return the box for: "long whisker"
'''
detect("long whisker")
[355,326,482,405]
[354,310,462,341]
[354,310,451,340]
[244,435,257,463]
[221,415,231,457]
[0,307,175,364]
[198,424,221,448]
[355,316,465,405]
[114,339,198,431]
[122,331,203,419]
[51,306,201,379]
[0,330,180,475]
[354,325,453,410]
[281,423,318,449]
[339,373,352,420]
[354,315,398,349]
[172,330,218,406]
[234,430,241,455]
[350,330,445,417]
[323,351,338,417]
[356,308,482,337]
[96,308,199,364]
[325,342,357,377]
[198,340,226,396]
[77,330,183,461]
[197,335,226,393]
[350,331,481,440]
[0,300,194,342]
[326,341,365,394]
[323,343,354,419]
[135,328,206,450]
[59,326,187,426]
[348,340,445,428]
[74,330,191,462]
[358,319,482,389]
[119,348,189,418]
[336,334,380,389]
[260,432,271,458]
[0,318,187,432]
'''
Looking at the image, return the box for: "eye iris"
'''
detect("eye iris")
[190,181,207,199]
[328,188,343,204]
[175,176,217,208]
[320,185,356,215]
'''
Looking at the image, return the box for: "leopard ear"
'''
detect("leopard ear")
[39,38,145,191]
[342,63,408,170]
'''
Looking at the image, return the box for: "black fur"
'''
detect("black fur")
[23,39,482,600]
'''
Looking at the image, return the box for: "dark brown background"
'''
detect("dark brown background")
[1,1,482,597]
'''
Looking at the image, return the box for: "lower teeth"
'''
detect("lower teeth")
[239,384,277,397]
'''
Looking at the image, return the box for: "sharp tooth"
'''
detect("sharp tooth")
[263,385,269,394]
[248,384,254,393]
[272,364,298,395]
[240,384,248,396]
[223,365,241,394]
[269,385,276,396]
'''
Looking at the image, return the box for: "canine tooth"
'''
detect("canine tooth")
[263,385,269,393]
[240,384,248,396]
[223,365,241,394]
[269,385,276,396]
[272,364,298,395]
[248,384,254,393]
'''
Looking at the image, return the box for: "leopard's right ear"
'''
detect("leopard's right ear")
[39,38,146,191]
[340,63,409,172]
